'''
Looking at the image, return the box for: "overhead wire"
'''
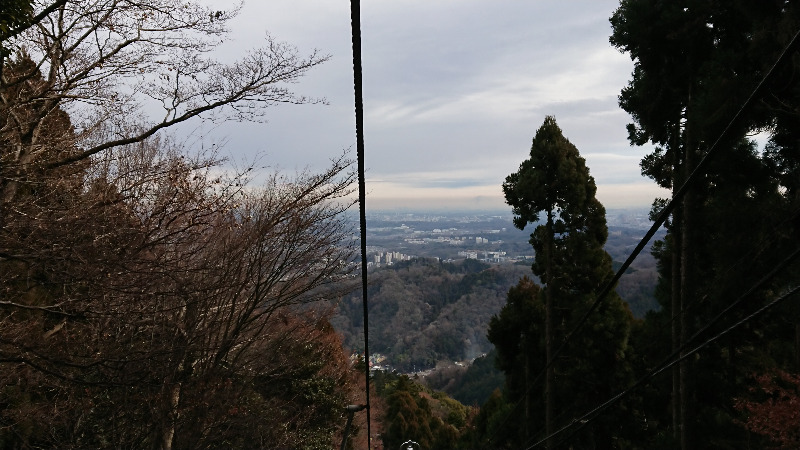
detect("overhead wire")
[554,23,800,378]
[625,204,800,367]
[349,0,371,444]
[516,207,800,448]
[488,23,800,449]
[529,278,800,449]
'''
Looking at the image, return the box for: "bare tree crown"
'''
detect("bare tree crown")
[2,0,329,169]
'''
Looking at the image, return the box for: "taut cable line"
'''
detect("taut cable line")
[349,0,371,445]
[521,24,800,449]
[489,23,800,449]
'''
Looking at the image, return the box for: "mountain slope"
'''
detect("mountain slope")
[332,259,530,371]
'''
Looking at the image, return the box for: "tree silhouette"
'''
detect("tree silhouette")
[499,116,633,448]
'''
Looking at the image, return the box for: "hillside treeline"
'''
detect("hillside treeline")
[333,259,531,372]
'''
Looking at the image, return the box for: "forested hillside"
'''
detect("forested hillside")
[332,259,530,371]
[331,221,661,376]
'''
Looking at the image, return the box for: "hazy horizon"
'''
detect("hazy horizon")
[199,1,671,211]
[362,181,669,212]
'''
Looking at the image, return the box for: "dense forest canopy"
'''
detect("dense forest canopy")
[333,258,530,371]
[609,1,800,448]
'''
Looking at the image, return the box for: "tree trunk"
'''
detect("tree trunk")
[679,102,698,450]
[671,121,683,445]
[525,350,530,443]
[157,381,181,450]
[671,208,682,444]
[544,210,555,449]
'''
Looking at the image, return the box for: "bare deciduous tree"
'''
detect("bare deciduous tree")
[0,2,364,448]
[1,0,328,198]
[2,130,360,447]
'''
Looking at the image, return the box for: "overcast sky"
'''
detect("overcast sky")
[205,0,669,211]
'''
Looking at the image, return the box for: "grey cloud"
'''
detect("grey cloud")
[202,1,651,209]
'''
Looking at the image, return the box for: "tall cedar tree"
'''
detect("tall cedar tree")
[611,1,800,448]
[495,116,633,448]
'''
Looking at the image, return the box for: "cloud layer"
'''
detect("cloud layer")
[199,0,658,210]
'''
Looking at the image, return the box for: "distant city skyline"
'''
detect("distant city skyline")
[195,1,672,210]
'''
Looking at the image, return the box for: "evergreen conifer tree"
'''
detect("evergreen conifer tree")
[611,2,800,447]
[490,116,633,448]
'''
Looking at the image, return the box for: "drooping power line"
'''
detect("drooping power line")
[492,22,800,449]
[521,24,800,449]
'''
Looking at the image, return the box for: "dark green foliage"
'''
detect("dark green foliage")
[612,1,800,447]
[492,117,635,448]
[485,277,544,447]
[503,116,614,302]
[488,277,543,385]
[446,258,491,275]
[437,351,505,407]
[0,0,33,57]
[0,0,33,31]
[378,373,474,449]
[469,388,515,448]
